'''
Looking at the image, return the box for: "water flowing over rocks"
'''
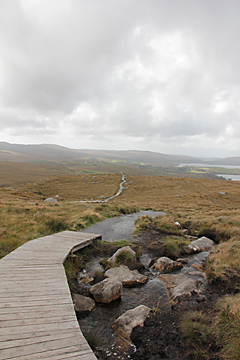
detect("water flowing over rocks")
[105,265,148,285]
[89,278,122,303]
[112,305,151,341]
[151,256,184,273]
[187,236,215,253]
[75,212,218,359]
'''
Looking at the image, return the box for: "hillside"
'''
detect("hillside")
[1,142,240,187]
[0,141,198,164]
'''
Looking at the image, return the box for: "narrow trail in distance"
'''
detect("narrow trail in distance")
[71,173,126,204]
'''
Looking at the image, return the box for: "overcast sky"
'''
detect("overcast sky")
[1,0,240,157]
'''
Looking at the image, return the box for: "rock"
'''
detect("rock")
[159,274,203,302]
[151,256,184,273]
[171,278,202,301]
[177,258,188,264]
[89,278,122,303]
[105,265,148,286]
[44,197,58,203]
[72,293,95,314]
[108,246,136,263]
[112,305,151,341]
[80,276,94,284]
[187,236,214,253]
[159,274,186,288]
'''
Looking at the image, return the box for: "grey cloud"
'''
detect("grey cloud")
[1,0,240,156]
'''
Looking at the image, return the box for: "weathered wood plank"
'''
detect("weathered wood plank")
[1,346,96,360]
[0,231,100,360]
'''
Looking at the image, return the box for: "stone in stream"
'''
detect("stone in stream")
[159,274,204,302]
[112,305,151,341]
[151,256,184,273]
[72,293,95,315]
[187,236,214,253]
[89,278,122,303]
[105,265,148,286]
[171,278,203,301]
[108,246,136,263]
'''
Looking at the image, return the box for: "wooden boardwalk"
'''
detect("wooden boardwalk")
[0,231,101,360]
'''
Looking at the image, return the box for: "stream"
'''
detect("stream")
[78,212,209,359]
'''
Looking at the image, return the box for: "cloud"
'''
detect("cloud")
[0,0,240,157]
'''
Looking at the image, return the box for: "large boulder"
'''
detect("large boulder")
[112,305,151,341]
[89,278,122,303]
[105,265,148,286]
[72,293,95,315]
[151,256,183,273]
[108,246,136,263]
[187,236,214,253]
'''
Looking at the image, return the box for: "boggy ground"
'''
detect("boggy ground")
[129,286,221,360]
[126,229,239,360]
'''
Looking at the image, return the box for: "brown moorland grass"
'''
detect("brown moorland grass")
[1,173,240,358]
[2,173,240,264]
[17,173,123,201]
[118,175,240,212]
[0,161,77,187]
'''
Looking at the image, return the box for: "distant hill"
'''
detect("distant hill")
[0,141,240,166]
[0,141,204,165]
[1,142,240,187]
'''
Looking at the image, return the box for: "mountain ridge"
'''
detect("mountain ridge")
[1,141,239,165]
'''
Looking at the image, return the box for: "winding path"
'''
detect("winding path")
[0,231,100,360]
[72,173,126,203]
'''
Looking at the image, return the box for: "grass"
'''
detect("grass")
[0,200,138,259]
[180,295,240,360]
[135,214,182,235]
[213,294,240,359]
[206,236,240,284]
[163,235,190,258]
[2,171,240,358]
[135,215,190,258]
[180,310,217,359]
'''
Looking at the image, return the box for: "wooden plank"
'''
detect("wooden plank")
[0,327,83,343]
[0,330,87,350]
[0,231,100,360]
[0,336,92,360]
[1,346,96,360]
